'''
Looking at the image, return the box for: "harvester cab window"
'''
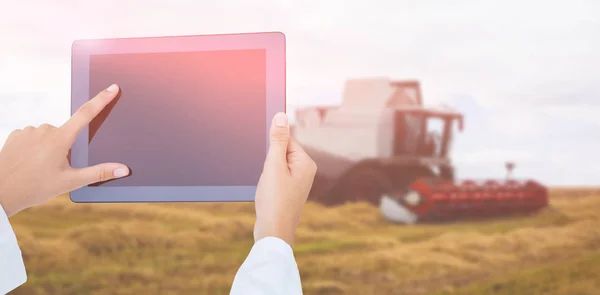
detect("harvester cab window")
[425,117,445,157]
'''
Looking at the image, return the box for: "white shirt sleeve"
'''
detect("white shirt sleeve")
[0,204,27,295]
[229,237,303,295]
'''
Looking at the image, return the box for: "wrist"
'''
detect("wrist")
[272,231,295,247]
[255,220,296,247]
[0,198,12,218]
[0,199,13,218]
[0,184,20,217]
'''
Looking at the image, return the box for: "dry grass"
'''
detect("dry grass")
[7,188,600,295]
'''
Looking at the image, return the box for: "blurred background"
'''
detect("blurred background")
[1,0,600,294]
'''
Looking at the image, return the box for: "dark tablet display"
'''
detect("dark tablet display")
[70,32,285,202]
[88,49,266,186]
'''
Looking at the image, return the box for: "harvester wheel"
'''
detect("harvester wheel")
[326,166,392,206]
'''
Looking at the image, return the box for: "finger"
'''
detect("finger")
[6,129,23,140]
[265,112,290,169]
[60,84,120,142]
[286,136,307,163]
[1,129,22,151]
[33,124,57,138]
[65,163,130,189]
[287,136,306,155]
[37,123,56,130]
[287,136,317,173]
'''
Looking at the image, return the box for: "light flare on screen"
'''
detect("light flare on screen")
[87,49,267,186]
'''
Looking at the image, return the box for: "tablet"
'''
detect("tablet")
[70,32,285,203]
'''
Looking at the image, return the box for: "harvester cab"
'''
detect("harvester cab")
[386,80,464,162]
[292,77,548,224]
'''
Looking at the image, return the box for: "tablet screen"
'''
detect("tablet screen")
[87,49,267,187]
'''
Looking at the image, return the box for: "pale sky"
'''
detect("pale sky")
[1,0,599,185]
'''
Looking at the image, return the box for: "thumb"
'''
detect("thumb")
[66,163,130,188]
[265,112,290,169]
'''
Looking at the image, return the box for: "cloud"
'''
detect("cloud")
[0,93,66,128]
[4,0,598,109]
[0,55,70,94]
[487,111,546,139]
[1,0,600,185]
[541,104,600,127]
[454,149,534,165]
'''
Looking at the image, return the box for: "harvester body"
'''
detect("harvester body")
[292,78,548,223]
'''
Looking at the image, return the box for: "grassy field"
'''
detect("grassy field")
[7,188,600,295]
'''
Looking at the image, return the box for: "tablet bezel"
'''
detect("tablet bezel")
[70,32,285,203]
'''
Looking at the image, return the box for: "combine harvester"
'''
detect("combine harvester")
[291,78,548,224]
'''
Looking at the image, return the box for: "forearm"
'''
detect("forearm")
[229,237,303,295]
[0,204,27,295]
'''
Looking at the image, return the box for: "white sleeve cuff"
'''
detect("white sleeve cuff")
[0,204,27,295]
[253,237,296,262]
[230,236,303,295]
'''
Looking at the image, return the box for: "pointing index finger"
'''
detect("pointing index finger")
[61,84,119,141]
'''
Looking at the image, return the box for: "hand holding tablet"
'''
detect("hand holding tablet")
[254,114,317,246]
[0,86,129,217]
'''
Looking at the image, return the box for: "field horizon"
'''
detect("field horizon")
[7,187,600,295]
